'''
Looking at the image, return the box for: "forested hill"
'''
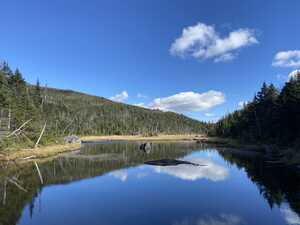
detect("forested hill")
[39,87,207,135]
[214,71,300,148]
[0,62,207,148]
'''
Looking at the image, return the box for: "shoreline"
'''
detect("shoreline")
[1,135,298,167]
[0,143,81,162]
[80,134,204,142]
[0,135,204,162]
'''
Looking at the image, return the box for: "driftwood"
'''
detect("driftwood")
[34,161,44,184]
[34,122,47,148]
[22,155,36,160]
[6,119,32,138]
[7,177,27,192]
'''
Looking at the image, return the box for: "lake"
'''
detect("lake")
[1,141,300,225]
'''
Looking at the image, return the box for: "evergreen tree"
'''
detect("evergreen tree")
[278,71,300,144]
[215,78,300,148]
[33,79,42,106]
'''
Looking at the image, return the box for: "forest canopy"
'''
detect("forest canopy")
[215,71,300,148]
[0,62,207,149]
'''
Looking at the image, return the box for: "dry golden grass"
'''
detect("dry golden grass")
[0,143,81,162]
[81,134,205,142]
[0,134,207,162]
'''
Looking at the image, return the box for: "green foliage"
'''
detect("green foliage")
[215,73,300,148]
[0,62,207,150]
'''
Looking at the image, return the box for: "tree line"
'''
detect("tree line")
[214,71,300,148]
[0,62,207,149]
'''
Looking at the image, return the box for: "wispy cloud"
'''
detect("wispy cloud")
[110,91,129,102]
[281,205,300,225]
[272,50,300,68]
[149,90,225,113]
[137,93,147,98]
[170,22,258,62]
[204,113,215,117]
[133,102,148,108]
[110,170,128,182]
[173,214,243,225]
[288,70,300,80]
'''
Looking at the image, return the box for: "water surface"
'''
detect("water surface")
[1,141,300,225]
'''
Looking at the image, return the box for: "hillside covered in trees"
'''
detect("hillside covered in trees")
[0,62,207,149]
[215,71,300,148]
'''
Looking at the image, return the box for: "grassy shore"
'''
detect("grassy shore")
[0,135,204,162]
[0,134,268,162]
[81,134,204,142]
[1,135,299,166]
[0,143,81,162]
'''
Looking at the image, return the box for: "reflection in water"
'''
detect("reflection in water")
[0,141,201,225]
[219,149,300,217]
[0,142,300,225]
[110,170,128,182]
[145,159,202,166]
[153,157,229,182]
[136,172,148,179]
[281,205,300,225]
[173,214,243,225]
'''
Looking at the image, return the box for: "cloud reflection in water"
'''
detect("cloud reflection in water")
[173,214,243,225]
[281,205,300,225]
[110,170,128,182]
[153,158,229,182]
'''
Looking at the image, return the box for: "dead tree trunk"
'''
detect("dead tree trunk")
[35,122,46,148]
[34,161,44,184]
[6,119,32,138]
[8,107,11,130]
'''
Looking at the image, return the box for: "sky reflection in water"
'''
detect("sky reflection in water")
[8,143,300,225]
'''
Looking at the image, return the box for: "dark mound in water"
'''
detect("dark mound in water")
[144,159,204,167]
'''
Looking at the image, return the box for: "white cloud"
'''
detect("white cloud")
[197,214,243,225]
[154,157,229,182]
[110,91,129,102]
[110,170,128,182]
[170,22,258,62]
[288,70,300,81]
[137,93,147,98]
[173,214,243,225]
[281,205,300,225]
[133,102,149,109]
[204,113,215,117]
[238,101,248,108]
[150,91,225,113]
[272,50,300,68]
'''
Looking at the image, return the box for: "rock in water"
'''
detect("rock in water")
[64,135,81,144]
[144,159,202,167]
[140,142,152,154]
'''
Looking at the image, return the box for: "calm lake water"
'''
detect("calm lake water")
[1,141,300,225]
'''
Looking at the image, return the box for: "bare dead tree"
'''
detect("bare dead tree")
[8,106,11,130]
[6,177,27,192]
[6,119,32,138]
[35,122,47,148]
[34,161,44,184]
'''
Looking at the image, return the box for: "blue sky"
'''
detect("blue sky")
[1,0,300,121]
